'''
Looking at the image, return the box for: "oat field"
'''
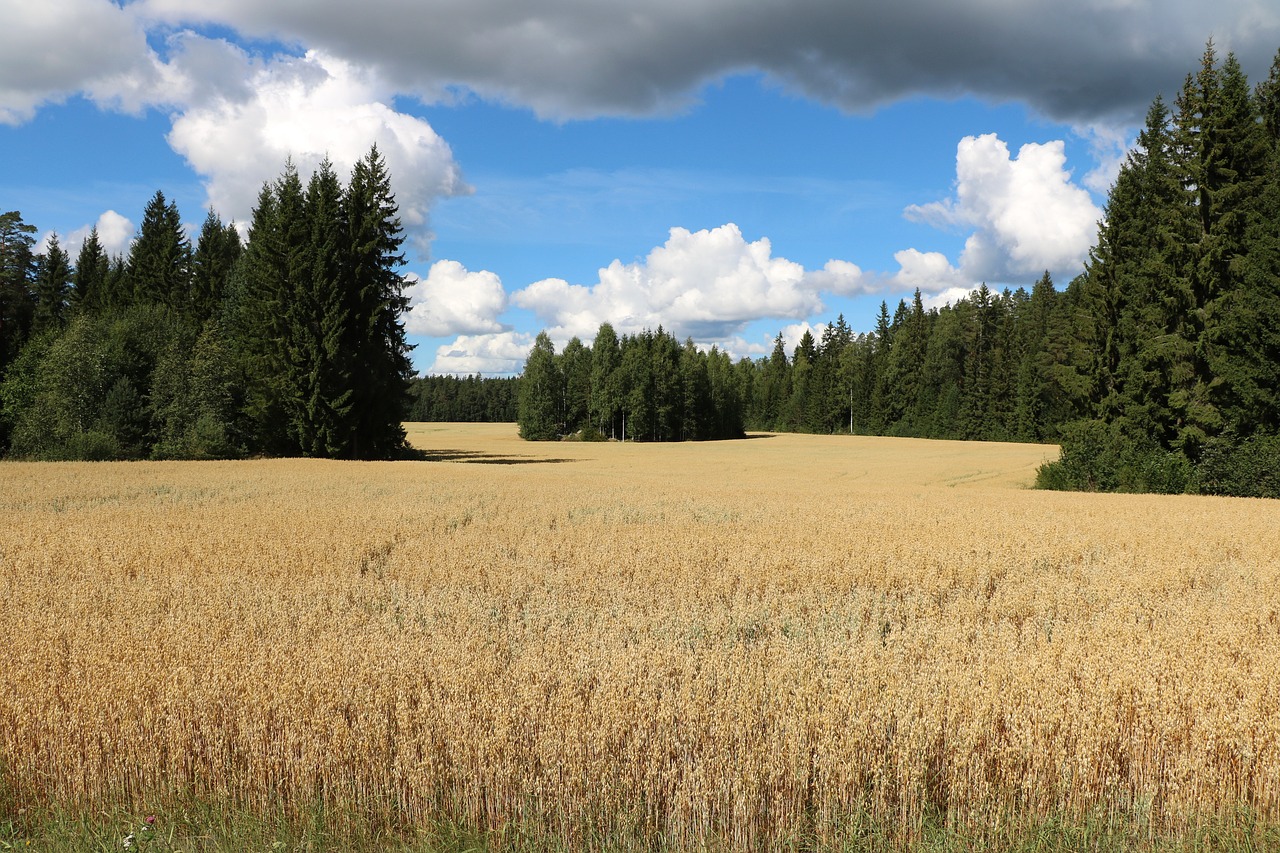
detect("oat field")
[2,424,1279,850]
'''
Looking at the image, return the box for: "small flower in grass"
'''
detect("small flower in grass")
[123,833,135,848]
[145,815,156,826]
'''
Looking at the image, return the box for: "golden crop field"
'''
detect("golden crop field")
[2,424,1279,850]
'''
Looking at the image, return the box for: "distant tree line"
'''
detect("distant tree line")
[0,147,415,460]
[518,326,745,441]
[515,277,1073,444]
[407,374,518,423]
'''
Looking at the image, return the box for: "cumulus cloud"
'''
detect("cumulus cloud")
[886,248,970,294]
[164,44,469,251]
[801,259,875,297]
[426,331,535,377]
[902,134,1102,286]
[135,0,1280,124]
[511,223,843,342]
[64,210,136,258]
[405,260,509,337]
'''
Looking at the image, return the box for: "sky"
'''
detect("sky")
[4,1,1280,376]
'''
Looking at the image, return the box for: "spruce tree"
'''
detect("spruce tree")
[190,210,242,326]
[293,159,355,457]
[127,190,192,312]
[32,233,72,335]
[345,146,413,458]
[72,227,110,314]
[230,182,294,455]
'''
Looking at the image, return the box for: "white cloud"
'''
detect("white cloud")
[920,286,979,312]
[64,210,135,258]
[884,249,969,295]
[512,223,837,342]
[800,259,874,296]
[94,211,137,258]
[405,260,508,337]
[902,133,1102,286]
[164,45,470,253]
[0,0,150,124]
[426,331,534,377]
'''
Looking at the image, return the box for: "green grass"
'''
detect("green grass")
[3,801,1279,853]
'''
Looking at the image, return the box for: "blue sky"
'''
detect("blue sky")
[4,1,1280,375]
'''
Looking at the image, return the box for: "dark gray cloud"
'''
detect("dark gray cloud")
[137,0,1280,124]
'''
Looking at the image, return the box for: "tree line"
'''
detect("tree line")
[0,147,415,460]
[516,276,1073,445]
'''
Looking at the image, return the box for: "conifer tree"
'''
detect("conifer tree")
[230,182,293,455]
[190,210,242,326]
[32,233,72,335]
[127,190,192,312]
[72,227,110,313]
[291,159,355,457]
[559,336,591,435]
[344,146,413,458]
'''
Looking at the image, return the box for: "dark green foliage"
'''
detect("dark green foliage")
[1036,420,1192,494]
[150,321,245,459]
[190,209,242,326]
[72,227,109,313]
[1,147,419,461]
[1195,432,1280,498]
[3,306,179,460]
[517,325,744,442]
[0,211,37,391]
[1047,43,1280,496]
[343,146,414,459]
[407,374,518,422]
[518,332,561,440]
[32,233,72,335]
[126,190,193,311]
[589,322,622,437]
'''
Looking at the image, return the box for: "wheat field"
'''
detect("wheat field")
[2,424,1279,849]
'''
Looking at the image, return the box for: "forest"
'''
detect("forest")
[0,147,415,460]
[517,44,1280,498]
